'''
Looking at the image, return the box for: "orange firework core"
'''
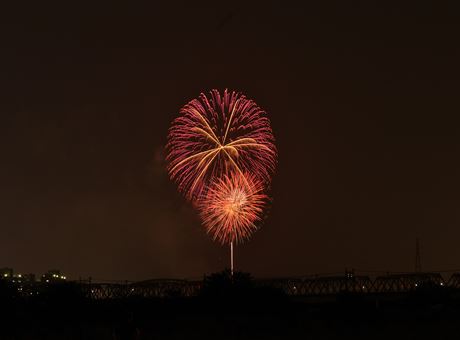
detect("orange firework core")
[224,189,246,215]
[199,172,267,245]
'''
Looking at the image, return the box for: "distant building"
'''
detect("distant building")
[14,273,36,283]
[0,267,13,280]
[41,270,67,283]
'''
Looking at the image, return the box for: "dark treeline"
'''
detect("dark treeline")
[1,271,460,339]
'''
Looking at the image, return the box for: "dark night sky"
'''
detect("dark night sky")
[1,2,459,281]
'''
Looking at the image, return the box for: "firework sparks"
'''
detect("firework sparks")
[166,89,277,201]
[199,172,267,245]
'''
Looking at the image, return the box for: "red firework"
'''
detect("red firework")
[199,172,267,245]
[166,89,277,201]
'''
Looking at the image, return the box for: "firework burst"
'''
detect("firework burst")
[166,89,276,201]
[199,172,267,245]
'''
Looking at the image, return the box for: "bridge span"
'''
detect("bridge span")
[80,272,460,299]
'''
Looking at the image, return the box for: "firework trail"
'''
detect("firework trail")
[199,172,267,245]
[166,89,276,201]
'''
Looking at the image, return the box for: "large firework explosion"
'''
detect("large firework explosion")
[166,89,276,271]
[199,172,268,245]
[166,89,277,202]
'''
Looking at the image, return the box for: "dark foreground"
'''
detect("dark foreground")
[3,294,460,339]
[2,274,460,339]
